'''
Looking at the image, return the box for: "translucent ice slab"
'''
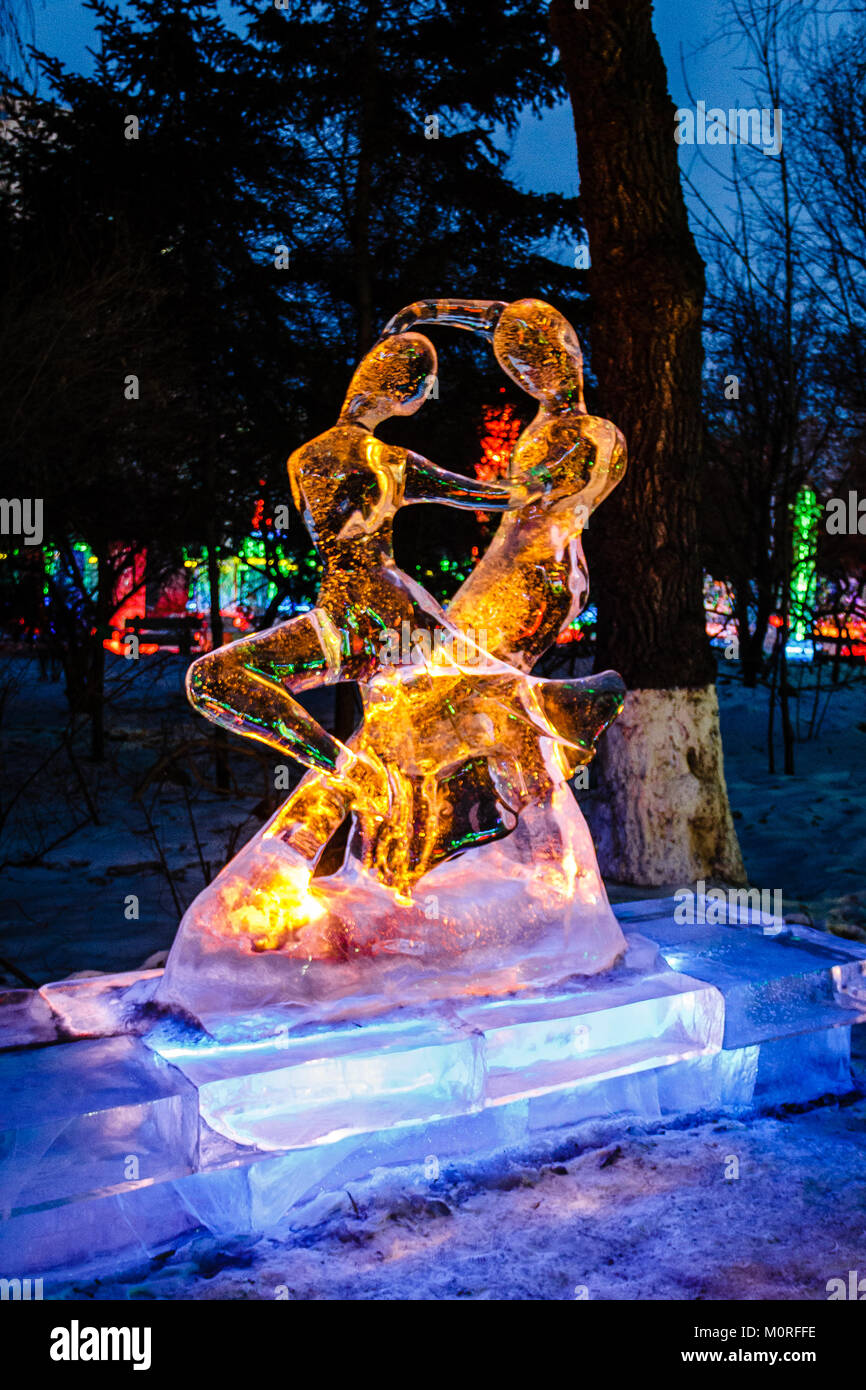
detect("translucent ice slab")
[0,1036,197,1215]
[153,1014,485,1151]
[461,968,722,1105]
[628,900,866,1047]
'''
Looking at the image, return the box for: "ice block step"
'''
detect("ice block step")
[622,907,866,1048]
[457,968,723,1104]
[0,970,163,1051]
[39,969,161,1039]
[0,1036,198,1215]
[148,1013,486,1152]
[142,953,723,1151]
[0,988,56,1050]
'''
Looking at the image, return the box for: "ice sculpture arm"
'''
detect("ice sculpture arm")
[380,299,507,342]
[402,451,529,510]
[268,760,355,862]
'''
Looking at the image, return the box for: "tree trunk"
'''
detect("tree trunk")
[737,577,775,690]
[734,583,758,687]
[205,528,224,654]
[550,0,745,886]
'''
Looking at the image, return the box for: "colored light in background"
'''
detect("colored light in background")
[791,485,821,643]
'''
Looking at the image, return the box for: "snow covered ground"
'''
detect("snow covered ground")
[714,664,866,933]
[51,1073,866,1302]
[0,653,331,983]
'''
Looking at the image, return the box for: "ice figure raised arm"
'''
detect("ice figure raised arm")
[381,297,625,665]
[381,299,507,342]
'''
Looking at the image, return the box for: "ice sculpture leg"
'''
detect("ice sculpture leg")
[188,610,356,774]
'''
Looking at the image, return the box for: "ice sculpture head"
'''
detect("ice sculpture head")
[493,299,586,412]
[340,332,438,429]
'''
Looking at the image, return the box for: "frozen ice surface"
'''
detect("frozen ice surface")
[630,901,866,1046]
[655,1045,760,1114]
[752,1026,853,1103]
[456,967,722,1105]
[0,987,56,1049]
[156,790,629,1020]
[141,936,723,1152]
[39,969,162,1039]
[0,1035,197,1214]
[0,1176,204,1278]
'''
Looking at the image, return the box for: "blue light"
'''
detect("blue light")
[785,639,814,663]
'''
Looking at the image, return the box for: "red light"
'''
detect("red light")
[476,403,523,485]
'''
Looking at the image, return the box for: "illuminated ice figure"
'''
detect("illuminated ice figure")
[157,300,630,1018]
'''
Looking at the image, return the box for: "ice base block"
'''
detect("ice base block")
[1,903,864,1279]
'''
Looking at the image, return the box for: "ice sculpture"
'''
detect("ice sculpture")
[157,300,630,1018]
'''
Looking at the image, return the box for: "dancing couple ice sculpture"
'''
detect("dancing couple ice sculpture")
[157,299,630,1018]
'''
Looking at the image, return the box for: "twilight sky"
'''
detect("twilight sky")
[25,0,758,236]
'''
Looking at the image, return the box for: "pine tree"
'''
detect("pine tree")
[244,0,576,383]
[242,0,582,518]
[3,0,581,754]
[1,0,309,757]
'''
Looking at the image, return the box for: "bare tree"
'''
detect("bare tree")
[685,0,862,771]
[0,0,36,83]
[792,4,866,406]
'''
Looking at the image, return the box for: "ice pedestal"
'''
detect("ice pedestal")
[616,898,866,1107]
[161,1015,487,1151]
[0,969,162,1051]
[154,789,629,1019]
[143,935,720,1152]
[1,902,864,1279]
[613,898,866,1051]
